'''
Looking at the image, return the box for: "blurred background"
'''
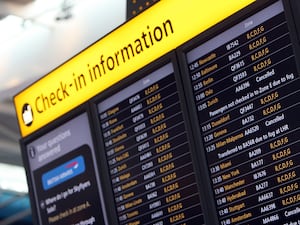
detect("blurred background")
[0,0,157,224]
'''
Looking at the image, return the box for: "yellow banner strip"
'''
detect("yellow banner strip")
[14,0,255,137]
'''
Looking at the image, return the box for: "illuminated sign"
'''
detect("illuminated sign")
[182,1,300,224]
[14,0,255,137]
[25,113,107,225]
[16,0,300,224]
[97,60,205,224]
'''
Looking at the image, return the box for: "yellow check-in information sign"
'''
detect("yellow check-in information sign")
[14,0,255,137]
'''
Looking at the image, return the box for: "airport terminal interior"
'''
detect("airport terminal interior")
[1,0,300,225]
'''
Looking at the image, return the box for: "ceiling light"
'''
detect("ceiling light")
[0,15,24,28]
[0,15,25,42]
[0,163,28,193]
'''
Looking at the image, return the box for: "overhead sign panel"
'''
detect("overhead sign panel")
[96,60,205,224]
[181,0,300,224]
[24,113,107,225]
[14,0,255,137]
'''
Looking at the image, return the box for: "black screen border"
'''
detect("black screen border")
[89,51,215,224]
[176,0,300,224]
[20,103,106,225]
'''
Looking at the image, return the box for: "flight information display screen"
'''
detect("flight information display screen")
[184,1,300,224]
[97,62,205,224]
[25,113,106,225]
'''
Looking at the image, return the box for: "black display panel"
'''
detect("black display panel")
[96,57,205,224]
[181,1,300,224]
[126,0,158,19]
[22,113,107,225]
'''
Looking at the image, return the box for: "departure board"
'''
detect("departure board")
[184,1,300,225]
[24,113,106,225]
[97,61,205,224]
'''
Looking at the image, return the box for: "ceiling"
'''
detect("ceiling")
[0,0,126,223]
[0,0,127,164]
